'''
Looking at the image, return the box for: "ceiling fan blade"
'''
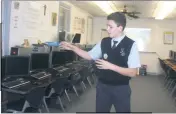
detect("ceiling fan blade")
[126,12,141,15]
[132,11,141,14]
[127,13,139,19]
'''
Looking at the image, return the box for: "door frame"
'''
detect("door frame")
[2,0,12,55]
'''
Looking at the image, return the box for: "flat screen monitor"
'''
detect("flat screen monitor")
[59,31,66,42]
[52,51,67,66]
[72,33,81,43]
[169,50,173,59]
[1,57,6,79]
[174,52,176,61]
[5,56,30,76]
[31,53,49,71]
[64,50,76,62]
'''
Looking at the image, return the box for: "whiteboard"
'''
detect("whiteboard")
[124,28,152,52]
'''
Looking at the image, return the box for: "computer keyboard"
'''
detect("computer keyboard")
[65,63,73,66]
[2,78,30,89]
[56,68,72,77]
[58,68,69,72]
[31,72,51,80]
[65,63,82,69]
[53,66,66,71]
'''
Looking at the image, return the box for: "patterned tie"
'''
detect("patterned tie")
[112,41,118,49]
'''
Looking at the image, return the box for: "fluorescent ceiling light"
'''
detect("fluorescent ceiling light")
[153,1,176,20]
[92,1,117,14]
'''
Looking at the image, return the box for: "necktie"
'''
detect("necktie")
[112,41,118,49]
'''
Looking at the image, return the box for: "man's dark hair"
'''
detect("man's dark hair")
[107,12,126,31]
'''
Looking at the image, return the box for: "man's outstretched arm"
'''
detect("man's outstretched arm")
[60,42,92,60]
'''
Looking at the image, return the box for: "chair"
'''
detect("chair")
[168,70,176,97]
[68,72,83,97]
[164,69,176,90]
[6,86,47,113]
[43,76,70,112]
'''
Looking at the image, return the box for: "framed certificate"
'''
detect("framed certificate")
[164,31,174,44]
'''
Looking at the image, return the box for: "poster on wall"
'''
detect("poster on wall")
[12,1,21,28]
[81,18,85,33]
[20,1,43,41]
[14,1,20,10]
[163,31,174,45]
[51,12,57,26]
[73,17,85,33]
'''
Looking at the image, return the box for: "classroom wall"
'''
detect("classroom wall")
[92,17,176,75]
[7,1,92,54]
[9,1,59,51]
[61,1,93,44]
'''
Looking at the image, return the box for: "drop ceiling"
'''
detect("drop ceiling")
[69,1,176,19]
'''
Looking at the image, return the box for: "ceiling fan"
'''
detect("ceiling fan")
[117,5,141,19]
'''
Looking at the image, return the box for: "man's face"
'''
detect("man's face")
[106,20,123,38]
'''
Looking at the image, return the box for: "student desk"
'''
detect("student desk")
[163,60,176,72]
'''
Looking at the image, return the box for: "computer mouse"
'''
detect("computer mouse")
[17,78,24,81]
[33,81,42,85]
[32,81,39,85]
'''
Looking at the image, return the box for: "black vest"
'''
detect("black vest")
[96,36,134,86]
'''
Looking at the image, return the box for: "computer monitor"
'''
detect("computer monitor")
[1,57,6,80]
[5,56,30,76]
[174,52,176,61]
[64,50,76,62]
[72,33,81,43]
[65,33,73,42]
[52,51,67,66]
[31,53,50,71]
[59,31,67,42]
[169,50,173,59]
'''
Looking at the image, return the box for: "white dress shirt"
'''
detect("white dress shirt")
[88,34,141,68]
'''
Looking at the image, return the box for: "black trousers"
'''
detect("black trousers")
[96,81,131,113]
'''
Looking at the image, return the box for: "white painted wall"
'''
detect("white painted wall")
[6,1,176,75]
[62,1,93,44]
[92,17,176,75]
[8,1,93,53]
[9,1,59,49]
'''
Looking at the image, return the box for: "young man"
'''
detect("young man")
[60,12,141,112]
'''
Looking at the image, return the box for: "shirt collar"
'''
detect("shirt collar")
[112,33,125,43]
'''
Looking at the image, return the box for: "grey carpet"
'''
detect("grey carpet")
[48,75,176,113]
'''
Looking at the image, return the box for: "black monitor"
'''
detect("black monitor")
[5,56,30,76]
[52,51,67,66]
[1,57,6,80]
[64,50,76,62]
[31,53,49,71]
[169,50,173,59]
[59,31,66,42]
[72,33,81,43]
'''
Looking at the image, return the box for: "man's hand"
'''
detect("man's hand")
[60,42,75,50]
[95,59,114,70]
[60,41,92,60]
[95,59,138,77]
